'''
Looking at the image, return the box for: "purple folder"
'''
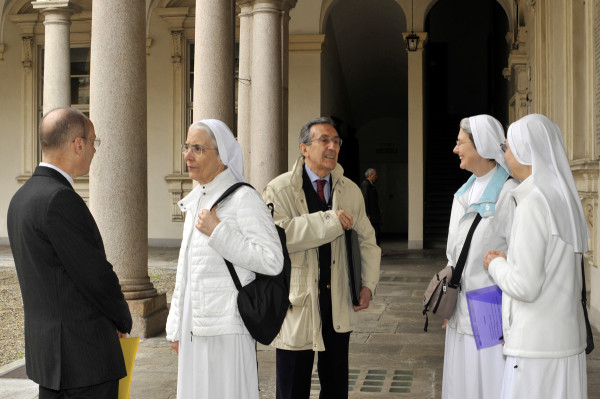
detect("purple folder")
[466,285,503,350]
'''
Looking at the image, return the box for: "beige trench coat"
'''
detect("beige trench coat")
[263,157,381,351]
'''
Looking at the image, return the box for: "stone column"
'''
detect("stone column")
[237,1,253,180]
[193,0,234,128]
[250,0,284,192]
[32,1,80,115]
[89,0,167,338]
[280,1,296,171]
[403,32,427,249]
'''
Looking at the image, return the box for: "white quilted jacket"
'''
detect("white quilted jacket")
[165,169,283,341]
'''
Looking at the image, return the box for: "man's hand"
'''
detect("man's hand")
[117,330,127,339]
[336,210,353,230]
[196,205,221,236]
[170,341,179,355]
[483,250,506,270]
[353,287,372,311]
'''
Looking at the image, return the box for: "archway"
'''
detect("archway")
[423,0,510,247]
[321,0,408,237]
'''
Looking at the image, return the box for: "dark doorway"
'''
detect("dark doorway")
[423,0,510,247]
[322,0,408,237]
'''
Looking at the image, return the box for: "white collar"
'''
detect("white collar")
[39,162,74,187]
[304,164,330,183]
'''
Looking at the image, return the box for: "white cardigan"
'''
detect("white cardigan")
[488,176,587,358]
[166,169,283,341]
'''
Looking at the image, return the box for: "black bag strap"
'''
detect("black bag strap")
[582,256,588,310]
[209,182,255,292]
[581,256,595,354]
[210,182,254,211]
[449,213,482,288]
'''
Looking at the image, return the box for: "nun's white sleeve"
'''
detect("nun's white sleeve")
[208,188,284,276]
[488,196,548,302]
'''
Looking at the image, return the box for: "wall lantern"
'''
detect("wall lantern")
[405,0,419,51]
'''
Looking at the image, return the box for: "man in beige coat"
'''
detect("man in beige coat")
[263,117,381,399]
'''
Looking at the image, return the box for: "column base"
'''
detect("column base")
[407,240,423,250]
[127,293,169,338]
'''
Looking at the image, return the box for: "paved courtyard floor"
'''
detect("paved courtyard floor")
[1,241,599,398]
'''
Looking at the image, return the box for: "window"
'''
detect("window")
[38,47,91,162]
[39,47,91,115]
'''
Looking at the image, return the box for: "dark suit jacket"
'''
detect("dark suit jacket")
[7,166,132,390]
[360,179,381,224]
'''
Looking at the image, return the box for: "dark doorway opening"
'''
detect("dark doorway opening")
[322,0,408,238]
[423,0,510,248]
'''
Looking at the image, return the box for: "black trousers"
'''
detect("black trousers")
[39,379,119,399]
[276,290,351,399]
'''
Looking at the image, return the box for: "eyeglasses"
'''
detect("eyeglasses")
[181,143,217,156]
[308,136,343,147]
[76,137,101,149]
[455,139,472,147]
[500,142,507,153]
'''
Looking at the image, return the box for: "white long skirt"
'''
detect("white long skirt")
[442,325,505,399]
[176,275,259,399]
[501,354,587,399]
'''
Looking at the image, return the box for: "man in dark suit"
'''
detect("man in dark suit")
[7,108,132,399]
[361,168,382,246]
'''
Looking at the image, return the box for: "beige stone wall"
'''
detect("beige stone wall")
[0,21,24,241]
[590,0,600,327]
[146,9,185,243]
[287,3,323,169]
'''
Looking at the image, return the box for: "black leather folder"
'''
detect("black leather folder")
[345,229,362,306]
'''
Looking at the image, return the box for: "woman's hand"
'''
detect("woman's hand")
[196,204,221,236]
[170,341,179,355]
[483,250,506,270]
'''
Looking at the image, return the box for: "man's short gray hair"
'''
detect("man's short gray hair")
[189,121,218,152]
[365,168,376,179]
[299,117,336,145]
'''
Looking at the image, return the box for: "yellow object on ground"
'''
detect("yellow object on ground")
[118,337,140,399]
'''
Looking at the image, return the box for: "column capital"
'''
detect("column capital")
[32,0,81,15]
[402,32,428,52]
[241,0,292,13]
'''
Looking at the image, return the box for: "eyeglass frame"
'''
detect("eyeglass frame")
[500,142,507,153]
[181,143,218,156]
[306,136,343,147]
[455,139,472,147]
[74,136,101,149]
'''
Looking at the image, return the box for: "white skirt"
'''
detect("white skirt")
[501,354,587,399]
[442,325,505,399]
[176,274,259,399]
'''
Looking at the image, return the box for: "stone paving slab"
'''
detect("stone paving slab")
[2,243,600,399]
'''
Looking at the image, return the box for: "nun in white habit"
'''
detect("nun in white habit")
[442,115,518,399]
[484,114,588,399]
[165,119,284,399]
